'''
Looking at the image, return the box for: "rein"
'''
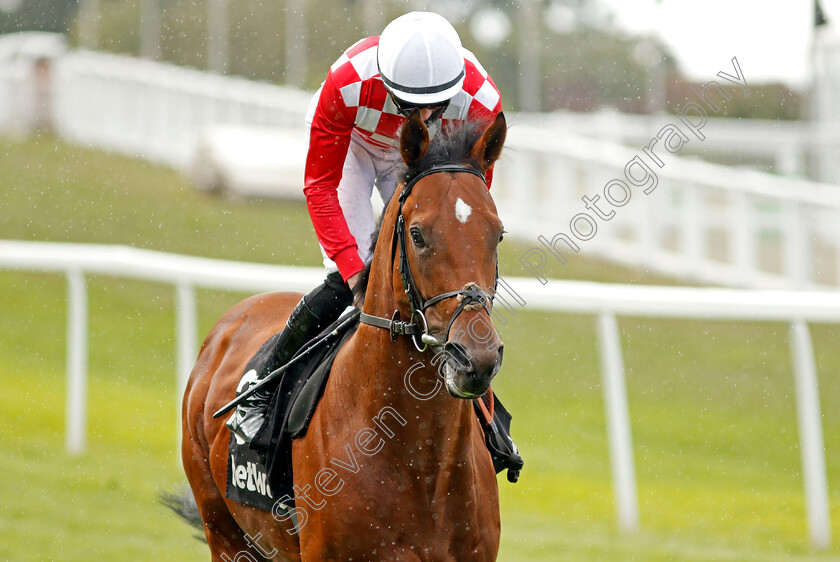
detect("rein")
[360,164,496,352]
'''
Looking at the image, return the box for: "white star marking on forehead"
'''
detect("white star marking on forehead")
[455,198,472,224]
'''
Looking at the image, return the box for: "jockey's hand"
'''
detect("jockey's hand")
[347,272,364,309]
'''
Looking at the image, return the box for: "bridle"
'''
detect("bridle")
[360,164,497,353]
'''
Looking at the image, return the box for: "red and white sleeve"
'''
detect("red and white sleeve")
[303,71,365,281]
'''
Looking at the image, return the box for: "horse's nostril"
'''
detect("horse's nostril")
[443,342,472,372]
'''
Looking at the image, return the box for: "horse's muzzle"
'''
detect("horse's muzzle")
[441,340,504,398]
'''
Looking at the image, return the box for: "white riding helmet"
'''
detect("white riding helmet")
[377,12,466,106]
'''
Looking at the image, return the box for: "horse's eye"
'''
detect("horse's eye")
[499,229,507,243]
[410,227,426,248]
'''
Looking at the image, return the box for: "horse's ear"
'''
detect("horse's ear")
[470,112,507,172]
[399,110,429,165]
[400,109,429,164]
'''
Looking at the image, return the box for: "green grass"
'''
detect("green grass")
[1,134,839,560]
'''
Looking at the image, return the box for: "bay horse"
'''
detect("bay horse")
[181,110,508,561]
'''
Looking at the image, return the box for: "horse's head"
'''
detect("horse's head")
[385,110,507,399]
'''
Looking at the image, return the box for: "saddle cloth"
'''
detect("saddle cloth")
[225,309,360,511]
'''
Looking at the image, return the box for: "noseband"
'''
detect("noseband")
[360,164,496,352]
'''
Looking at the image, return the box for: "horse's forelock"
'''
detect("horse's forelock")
[401,119,490,181]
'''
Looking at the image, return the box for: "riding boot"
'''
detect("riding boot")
[226,298,326,443]
[226,272,354,444]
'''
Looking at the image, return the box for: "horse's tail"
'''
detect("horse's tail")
[159,485,207,543]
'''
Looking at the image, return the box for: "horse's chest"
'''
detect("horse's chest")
[300,479,498,560]
[294,373,500,559]
[313,516,496,561]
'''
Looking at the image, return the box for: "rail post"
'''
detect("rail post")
[597,311,640,533]
[789,320,831,550]
[66,269,88,455]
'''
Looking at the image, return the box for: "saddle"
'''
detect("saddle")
[225,308,360,511]
[225,308,524,512]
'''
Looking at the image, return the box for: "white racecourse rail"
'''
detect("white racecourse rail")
[495,126,840,293]
[50,50,312,167]
[32,49,840,291]
[513,109,840,182]
[0,240,833,549]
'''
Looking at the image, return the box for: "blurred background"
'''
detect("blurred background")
[2,0,840,560]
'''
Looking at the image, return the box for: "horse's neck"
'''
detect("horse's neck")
[343,281,476,469]
[350,322,472,433]
[330,326,485,516]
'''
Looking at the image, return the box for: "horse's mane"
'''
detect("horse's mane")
[354,118,491,303]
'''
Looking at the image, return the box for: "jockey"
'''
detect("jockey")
[227,12,517,477]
